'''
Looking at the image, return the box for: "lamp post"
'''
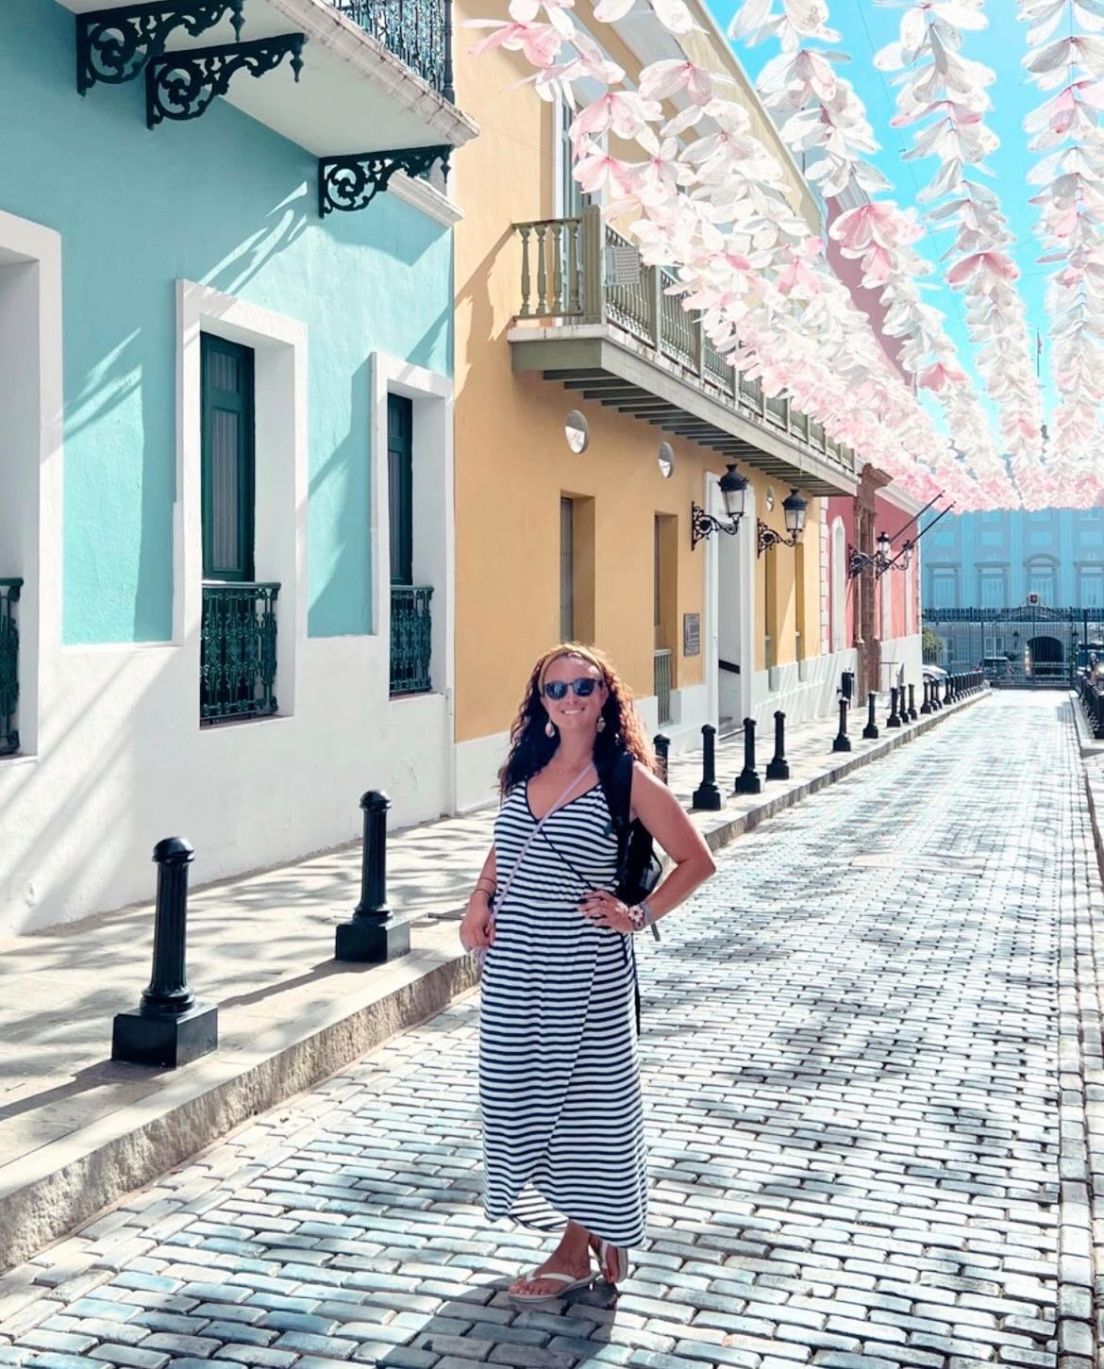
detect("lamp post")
[691,465,749,549]
[757,488,808,556]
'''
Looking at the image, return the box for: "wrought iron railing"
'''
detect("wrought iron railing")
[391,586,433,695]
[326,0,454,101]
[654,648,672,725]
[513,207,856,474]
[200,583,280,725]
[0,579,22,757]
[1080,673,1104,738]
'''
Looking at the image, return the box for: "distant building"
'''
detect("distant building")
[922,508,1104,610]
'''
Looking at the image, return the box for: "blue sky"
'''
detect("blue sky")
[714,1,1053,436]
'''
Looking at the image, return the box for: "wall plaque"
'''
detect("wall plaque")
[683,613,701,657]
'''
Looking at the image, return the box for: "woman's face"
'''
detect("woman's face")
[539,654,608,741]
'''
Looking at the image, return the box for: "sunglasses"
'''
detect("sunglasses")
[542,678,600,701]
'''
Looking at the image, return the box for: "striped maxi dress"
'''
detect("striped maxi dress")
[478,781,648,1247]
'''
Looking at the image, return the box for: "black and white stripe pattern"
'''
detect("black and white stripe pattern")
[478,783,648,1247]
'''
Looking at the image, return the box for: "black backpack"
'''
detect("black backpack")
[596,747,663,910]
[596,748,662,1034]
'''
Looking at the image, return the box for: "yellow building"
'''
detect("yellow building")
[450,0,862,808]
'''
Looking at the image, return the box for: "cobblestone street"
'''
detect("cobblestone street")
[1,694,1096,1369]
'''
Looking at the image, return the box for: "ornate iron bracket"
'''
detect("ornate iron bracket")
[690,501,742,550]
[77,0,244,94]
[146,34,305,128]
[318,146,451,217]
[757,520,800,557]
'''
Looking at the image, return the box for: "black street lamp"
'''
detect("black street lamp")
[757,488,808,556]
[691,464,749,549]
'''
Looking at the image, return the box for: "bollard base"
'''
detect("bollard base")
[733,772,761,796]
[887,718,902,729]
[111,1002,218,1070]
[832,736,852,753]
[691,784,723,811]
[335,917,411,964]
[765,760,790,781]
[862,725,879,740]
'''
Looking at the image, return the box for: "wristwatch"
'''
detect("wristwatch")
[627,899,655,933]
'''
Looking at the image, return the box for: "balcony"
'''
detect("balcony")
[390,586,433,696]
[65,0,475,167]
[509,208,859,498]
[327,0,452,100]
[0,579,22,757]
[201,583,280,725]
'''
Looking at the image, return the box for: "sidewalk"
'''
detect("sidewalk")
[0,690,986,1274]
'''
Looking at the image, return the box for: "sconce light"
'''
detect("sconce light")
[691,464,749,549]
[757,488,807,556]
[848,531,914,579]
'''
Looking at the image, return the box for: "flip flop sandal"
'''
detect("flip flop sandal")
[589,1236,630,1285]
[508,1270,595,1304]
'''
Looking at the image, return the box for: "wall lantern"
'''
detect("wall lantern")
[757,488,807,556]
[691,464,749,549]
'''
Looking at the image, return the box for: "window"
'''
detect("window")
[559,100,586,218]
[1026,560,1056,605]
[388,394,414,586]
[930,568,957,609]
[201,335,255,581]
[560,496,574,641]
[830,519,845,652]
[1079,568,1104,608]
[978,568,1005,609]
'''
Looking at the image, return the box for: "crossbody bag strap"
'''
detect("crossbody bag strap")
[492,763,594,914]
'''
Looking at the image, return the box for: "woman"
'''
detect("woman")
[459,643,717,1303]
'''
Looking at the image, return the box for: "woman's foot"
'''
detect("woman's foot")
[588,1234,630,1284]
[508,1248,593,1300]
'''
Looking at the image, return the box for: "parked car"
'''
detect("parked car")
[981,656,1013,684]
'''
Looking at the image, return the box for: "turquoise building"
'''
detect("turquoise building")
[922,508,1104,610]
[0,0,474,933]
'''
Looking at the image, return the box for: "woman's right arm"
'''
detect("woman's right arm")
[460,846,497,950]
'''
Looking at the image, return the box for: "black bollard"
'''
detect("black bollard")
[335,791,411,962]
[943,677,952,706]
[832,698,852,753]
[907,683,917,721]
[654,733,670,785]
[887,686,902,729]
[112,838,218,1068]
[733,717,761,795]
[766,710,790,781]
[692,724,723,811]
[920,680,933,715]
[862,691,879,740]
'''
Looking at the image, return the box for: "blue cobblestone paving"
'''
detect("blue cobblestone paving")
[2,694,1089,1369]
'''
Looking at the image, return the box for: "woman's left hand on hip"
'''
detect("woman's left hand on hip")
[579,890,635,934]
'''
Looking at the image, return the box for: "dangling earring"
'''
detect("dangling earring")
[596,715,606,733]
[545,720,556,739]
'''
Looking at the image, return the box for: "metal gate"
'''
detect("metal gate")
[922,606,1104,689]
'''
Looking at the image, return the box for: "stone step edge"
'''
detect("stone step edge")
[0,688,986,1274]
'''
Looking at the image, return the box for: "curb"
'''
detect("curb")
[695,688,988,854]
[1070,714,1104,1366]
[0,687,987,1273]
